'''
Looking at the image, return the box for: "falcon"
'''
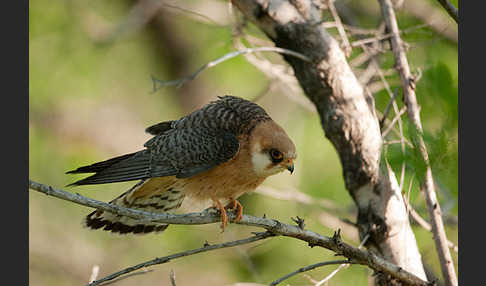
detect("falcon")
[67,95,296,234]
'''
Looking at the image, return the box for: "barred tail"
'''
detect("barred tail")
[84,178,185,235]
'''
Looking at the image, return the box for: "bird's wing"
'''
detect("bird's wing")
[66,127,240,186]
[145,127,240,179]
[144,120,175,135]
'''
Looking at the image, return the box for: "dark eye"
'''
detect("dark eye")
[269,149,283,163]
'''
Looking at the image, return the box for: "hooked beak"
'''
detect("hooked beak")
[284,159,294,174]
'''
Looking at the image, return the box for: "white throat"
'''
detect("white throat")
[251,142,284,177]
[251,151,272,176]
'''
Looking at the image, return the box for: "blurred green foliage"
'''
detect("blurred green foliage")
[29,0,457,285]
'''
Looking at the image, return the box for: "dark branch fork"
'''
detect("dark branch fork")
[29,180,430,286]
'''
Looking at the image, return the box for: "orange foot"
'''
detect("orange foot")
[211,198,228,232]
[224,198,243,222]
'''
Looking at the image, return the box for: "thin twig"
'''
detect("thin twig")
[161,2,221,26]
[381,106,407,138]
[89,232,273,286]
[326,0,352,57]
[256,186,343,214]
[29,180,430,286]
[251,81,277,103]
[342,24,380,36]
[378,1,457,285]
[151,47,311,91]
[403,195,458,253]
[379,88,400,129]
[303,273,319,284]
[314,234,370,286]
[169,270,177,286]
[351,23,431,48]
[351,33,394,47]
[99,270,154,286]
[375,109,413,148]
[269,260,354,286]
[436,0,458,23]
[233,37,315,112]
[360,39,406,157]
[89,265,100,284]
[367,53,406,153]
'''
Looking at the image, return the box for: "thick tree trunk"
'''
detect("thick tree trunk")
[231,0,427,283]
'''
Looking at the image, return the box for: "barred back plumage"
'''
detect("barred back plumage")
[66,95,284,235]
[67,96,269,186]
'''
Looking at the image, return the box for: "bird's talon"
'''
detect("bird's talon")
[224,199,243,222]
[212,198,228,232]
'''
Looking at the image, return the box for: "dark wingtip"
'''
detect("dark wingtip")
[145,121,173,135]
[65,176,95,187]
[65,181,83,187]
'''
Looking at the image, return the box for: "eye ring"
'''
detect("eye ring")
[269,149,283,163]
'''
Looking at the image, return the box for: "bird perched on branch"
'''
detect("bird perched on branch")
[67,95,296,234]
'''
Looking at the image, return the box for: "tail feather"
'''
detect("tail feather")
[85,211,168,234]
[84,178,184,235]
[66,152,137,174]
[66,151,151,186]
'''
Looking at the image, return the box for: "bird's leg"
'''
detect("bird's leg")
[224,198,243,222]
[211,198,227,232]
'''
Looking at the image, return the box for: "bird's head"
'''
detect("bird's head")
[249,120,297,177]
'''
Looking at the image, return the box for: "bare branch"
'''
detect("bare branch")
[29,179,429,286]
[255,186,359,242]
[169,270,176,286]
[403,195,458,253]
[436,0,458,23]
[89,265,100,284]
[351,24,431,48]
[314,234,370,285]
[269,260,354,286]
[98,270,154,286]
[89,232,272,286]
[381,106,407,138]
[378,0,457,285]
[256,186,343,213]
[161,2,221,26]
[233,37,316,112]
[151,47,311,91]
[326,0,352,57]
[379,88,399,128]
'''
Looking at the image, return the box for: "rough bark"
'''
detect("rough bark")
[230,0,427,283]
[29,180,430,286]
[378,0,457,284]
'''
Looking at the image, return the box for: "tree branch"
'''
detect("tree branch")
[29,179,429,286]
[326,0,352,57]
[436,0,458,24]
[230,0,427,282]
[313,234,370,285]
[269,260,354,286]
[88,232,273,286]
[403,195,458,253]
[151,47,310,91]
[377,0,457,285]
